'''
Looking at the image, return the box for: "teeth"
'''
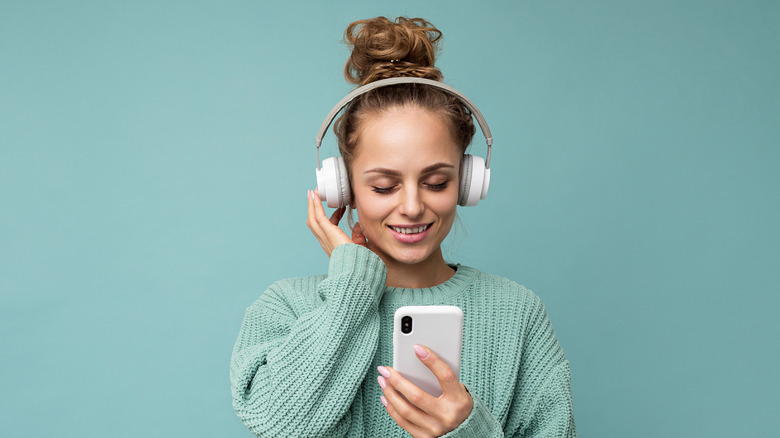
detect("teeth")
[391,225,429,234]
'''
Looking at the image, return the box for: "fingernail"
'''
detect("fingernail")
[414,345,429,359]
[377,375,387,389]
[377,366,390,378]
[380,396,388,407]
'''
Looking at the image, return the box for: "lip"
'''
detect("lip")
[387,223,433,244]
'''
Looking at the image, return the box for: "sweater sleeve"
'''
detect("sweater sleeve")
[517,362,576,437]
[442,388,504,438]
[512,296,577,438]
[230,244,386,437]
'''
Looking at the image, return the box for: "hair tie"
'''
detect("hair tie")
[389,59,400,63]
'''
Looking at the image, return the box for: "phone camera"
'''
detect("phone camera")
[401,316,413,334]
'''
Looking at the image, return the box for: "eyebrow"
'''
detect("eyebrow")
[363,162,456,176]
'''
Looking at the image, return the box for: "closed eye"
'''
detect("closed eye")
[425,181,449,191]
[372,186,397,194]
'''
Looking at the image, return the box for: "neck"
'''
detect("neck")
[381,247,455,289]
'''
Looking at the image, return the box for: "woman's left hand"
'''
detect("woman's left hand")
[377,345,473,438]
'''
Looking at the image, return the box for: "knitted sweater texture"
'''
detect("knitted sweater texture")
[231,244,576,437]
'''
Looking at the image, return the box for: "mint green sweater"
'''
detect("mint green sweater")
[231,244,576,437]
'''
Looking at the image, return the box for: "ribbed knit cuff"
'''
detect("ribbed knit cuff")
[443,387,502,438]
[328,244,387,298]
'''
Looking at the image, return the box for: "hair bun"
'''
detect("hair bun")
[344,17,443,86]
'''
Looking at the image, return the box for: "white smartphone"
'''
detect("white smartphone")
[393,305,463,397]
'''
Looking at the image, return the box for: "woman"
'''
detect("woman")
[231,17,576,437]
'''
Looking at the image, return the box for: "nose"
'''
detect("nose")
[398,185,424,219]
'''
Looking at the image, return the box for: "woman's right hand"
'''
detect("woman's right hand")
[307,189,368,257]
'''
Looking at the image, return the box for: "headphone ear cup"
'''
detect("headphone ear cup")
[316,157,351,208]
[458,155,472,206]
[334,157,352,207]
[458,154,488,206]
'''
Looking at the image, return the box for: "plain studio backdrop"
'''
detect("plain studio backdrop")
[1,1,777,436]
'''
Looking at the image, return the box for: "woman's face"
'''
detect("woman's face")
[350,105,461,268]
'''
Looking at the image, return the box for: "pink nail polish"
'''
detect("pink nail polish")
[414,344,429,359]
[377,366,390,378]
[380,396,388,407]
[377,376,387,389]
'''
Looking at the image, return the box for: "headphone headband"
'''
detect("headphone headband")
[315,77,493,170]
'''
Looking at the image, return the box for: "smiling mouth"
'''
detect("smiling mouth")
[388,224,431,234]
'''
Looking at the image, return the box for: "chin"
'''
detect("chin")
[383,245,439,266]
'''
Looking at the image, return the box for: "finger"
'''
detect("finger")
[307,190,326,236]
[381,397,432,438]
[329,206,346,226]
[309,190,334,233]
[313,191,346,232]
[311,189,352,252]
[311,189,328,220]
[352,222,368,247]
[378,375,430,429]
[308,189,339,255]
[307,190,320,233]
[413,345,463,396]
[312,190,337,229]
[380,366,437,415]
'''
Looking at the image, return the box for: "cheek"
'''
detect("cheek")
[436,187,459,211]
[354,192,388,227]
[433,194,459,224]
[440,204,458,224]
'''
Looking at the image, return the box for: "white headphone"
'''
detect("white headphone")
[315,77,493,208]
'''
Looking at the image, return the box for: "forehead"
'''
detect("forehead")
[352,106,461,171]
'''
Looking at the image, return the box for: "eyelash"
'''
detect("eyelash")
[372,186,395,194]
[371,182,449,194]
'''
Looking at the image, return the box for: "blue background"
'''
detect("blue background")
[2,1,778,436]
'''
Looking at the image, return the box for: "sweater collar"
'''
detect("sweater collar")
[380,264,478,305]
